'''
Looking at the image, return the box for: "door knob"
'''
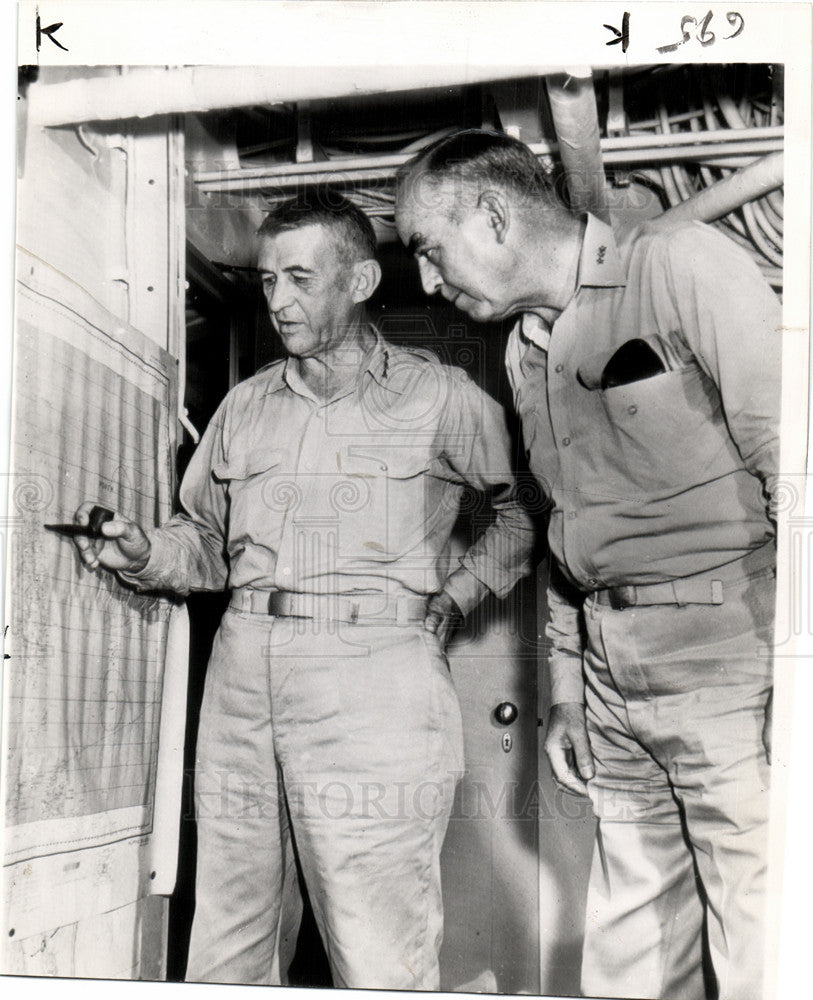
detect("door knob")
[494,702,518,726]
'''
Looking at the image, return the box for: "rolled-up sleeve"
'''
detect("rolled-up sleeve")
[545,563,586,704]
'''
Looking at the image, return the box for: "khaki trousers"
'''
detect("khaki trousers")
[580,564,774,1000]
[185,607,464,989]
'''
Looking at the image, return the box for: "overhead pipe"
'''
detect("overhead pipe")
[26,65,559,128]
[685,111,750,235]
[742,201,783,266]
[749,192,784,249]
[654,96,777,257]
[694,158,760,169]
[689,114,720,188]
[599,139,780,164]
[692,139,749,240]
[761,195,784,229]
[632,108,707,129]
[765,189,784,218]
[193,126,783,191]
[708,88,786,260]
[196,145,782,195]
[656,103,690,208]
[649,151,783,230]
[715,90,749,131]
[202,167,397,195]
[577,124,782,149]
[545,68,610,223]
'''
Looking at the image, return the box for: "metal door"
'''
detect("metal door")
[440,561,595,996]
[439,570,540,993]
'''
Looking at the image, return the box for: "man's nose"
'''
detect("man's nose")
[266,279,292,313]
[417,256,443,295]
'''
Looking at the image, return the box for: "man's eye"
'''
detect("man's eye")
[262,276,276,289]
[422,248,440,264]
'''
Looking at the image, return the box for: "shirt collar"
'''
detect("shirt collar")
[260,326,401,399]
[576,213,627,289]
[364,327,403,393]
[519,312,552,351]
[516,213,626,353]
[259,361,288,396]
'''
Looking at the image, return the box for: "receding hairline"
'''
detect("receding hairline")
[395,168,572,242]
[395,129,563,218]
[394,170,475,225]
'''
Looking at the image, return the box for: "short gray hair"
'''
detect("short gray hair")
[258,187,377,262]
[395,129,555,204]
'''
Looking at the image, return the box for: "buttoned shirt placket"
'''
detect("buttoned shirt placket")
[544,215,627,589]
[545,305,581,579]
[273,360,361,595]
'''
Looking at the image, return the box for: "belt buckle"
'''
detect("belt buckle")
[610,585,636,610]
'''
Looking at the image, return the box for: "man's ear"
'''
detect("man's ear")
[478,190,510,245]
[351,259,382,303]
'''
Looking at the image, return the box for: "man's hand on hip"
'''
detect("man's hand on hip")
[424,591,464,650]
[544,701,595,797]
[74,502,151,574]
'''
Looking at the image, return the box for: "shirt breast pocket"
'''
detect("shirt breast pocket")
[213,447,295,530]
[599,367,731,492]
[339,446,440,562]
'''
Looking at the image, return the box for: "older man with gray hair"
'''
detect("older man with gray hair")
[395,129,780,1000]
[74,189,534,990]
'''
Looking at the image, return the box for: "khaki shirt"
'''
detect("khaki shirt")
[506,215,781,702]
[126,333,534,615]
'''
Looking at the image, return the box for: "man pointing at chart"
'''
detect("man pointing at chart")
[72,190,533,990]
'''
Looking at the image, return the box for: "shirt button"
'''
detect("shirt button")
[555,363,564,373]
[566,511,577,521]
[281,567,291,576]
[628,404,638,415]
[562,437,571,447]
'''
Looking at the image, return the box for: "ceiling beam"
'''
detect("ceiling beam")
[27,65,557,127]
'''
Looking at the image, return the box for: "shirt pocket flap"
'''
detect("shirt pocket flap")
[212,446,285,481]
[341,446,432,480]
[578,335,686,391]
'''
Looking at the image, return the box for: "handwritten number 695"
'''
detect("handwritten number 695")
[657,10,743,53]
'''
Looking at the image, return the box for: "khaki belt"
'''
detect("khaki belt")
[230,588,429,625]
[592,543,776,610]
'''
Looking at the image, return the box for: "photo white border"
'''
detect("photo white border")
[5,4,812,1000]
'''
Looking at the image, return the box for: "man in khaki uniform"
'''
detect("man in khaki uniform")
[395,129,780,1000]
[75,191,533,989]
